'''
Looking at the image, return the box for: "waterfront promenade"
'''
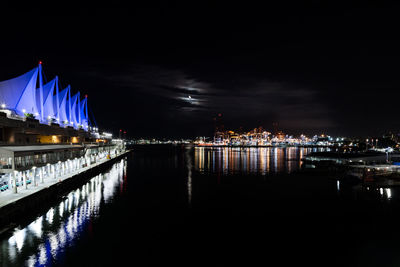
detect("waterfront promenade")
[0,151,128,210]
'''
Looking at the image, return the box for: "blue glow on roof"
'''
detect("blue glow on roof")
[0,64,92,131]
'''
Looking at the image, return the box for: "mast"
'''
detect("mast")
[68,85,71,125]
[78,92,81,126]
[38,62,44,122]
[56,76,60,123]
[85,95,88,128]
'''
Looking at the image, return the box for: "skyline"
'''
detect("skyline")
[1,3,400,138]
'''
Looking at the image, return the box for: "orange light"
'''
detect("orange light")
[51,135,59,143]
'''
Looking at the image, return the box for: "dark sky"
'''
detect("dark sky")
[1,2,400,138]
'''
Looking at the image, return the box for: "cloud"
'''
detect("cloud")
[85,63,336,133]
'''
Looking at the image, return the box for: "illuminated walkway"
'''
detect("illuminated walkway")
[0,151,126,209]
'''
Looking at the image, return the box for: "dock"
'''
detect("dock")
[0,150,131,229]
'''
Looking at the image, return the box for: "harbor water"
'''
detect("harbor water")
[1,145,400,266]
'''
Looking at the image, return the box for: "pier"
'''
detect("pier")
[0,148,131,229]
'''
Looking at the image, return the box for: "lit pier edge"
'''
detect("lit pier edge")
[0,149,131,231]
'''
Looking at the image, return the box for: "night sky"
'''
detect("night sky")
[1,2,400,138]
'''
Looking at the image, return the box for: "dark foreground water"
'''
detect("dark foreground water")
[1,145,400,266]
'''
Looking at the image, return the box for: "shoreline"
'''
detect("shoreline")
[0,150,132,234]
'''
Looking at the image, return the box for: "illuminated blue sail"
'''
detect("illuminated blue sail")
[69,92,80,128]
[0,67,39,116]
[54,77,60,122]
[38,64,44,122]
[80,97,88,129]
[56,86,69,125]
[41,78,56,121]
[0,65,91,131]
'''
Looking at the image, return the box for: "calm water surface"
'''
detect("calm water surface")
[1,145,400,266]
[194,146,327,174]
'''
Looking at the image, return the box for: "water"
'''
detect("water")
[194,146,328,175]
[1,145,400,266]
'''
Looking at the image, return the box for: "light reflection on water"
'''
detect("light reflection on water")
[361,186,395,201]
[1,147,399,267]
[194,147,397,201]
[0,159,127,267]
[194,147,328,175]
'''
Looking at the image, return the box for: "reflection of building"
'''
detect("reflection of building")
[194,146,319,175]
